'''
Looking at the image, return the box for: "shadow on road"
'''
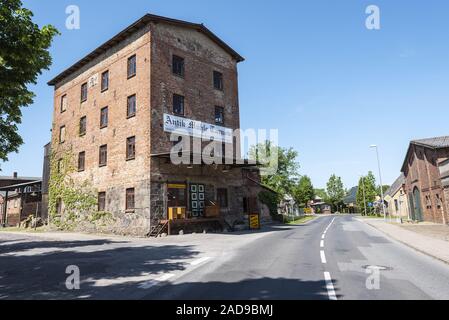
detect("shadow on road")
[0,239,200,300]
[149,277,340,300]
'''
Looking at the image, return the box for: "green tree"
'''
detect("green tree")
[356,171,377,215]
[326,174,345,212]
[249,141,300,198]
[314,188,328,201]
[293,175,315,206]
[0,0,59,166]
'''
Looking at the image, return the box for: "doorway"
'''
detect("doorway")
[413,187,423,221]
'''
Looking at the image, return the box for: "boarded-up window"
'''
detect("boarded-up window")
[78,151,85,172]
[98,192,106,211]
[79,116,87,136]
[59,125,66,143]
[126,188,135,211]
[127,94,136,118]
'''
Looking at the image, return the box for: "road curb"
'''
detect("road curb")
[357,218,449,266]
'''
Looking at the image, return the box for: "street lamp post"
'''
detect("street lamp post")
[370,145,387,221]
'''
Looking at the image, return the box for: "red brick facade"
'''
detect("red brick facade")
[402,143,449,224]
[49,15,269,235]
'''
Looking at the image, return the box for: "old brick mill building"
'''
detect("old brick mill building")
[47,14,272,236]
[401,136,449,225]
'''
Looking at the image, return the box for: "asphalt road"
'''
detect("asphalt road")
[1,215,449,300]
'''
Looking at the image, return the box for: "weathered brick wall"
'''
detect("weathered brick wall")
[51,24,153,234]
[149,22,240,155]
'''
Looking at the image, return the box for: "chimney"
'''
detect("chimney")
[13,172,18,179]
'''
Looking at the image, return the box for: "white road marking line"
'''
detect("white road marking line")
[190,256,211,266]
[320,240,324,248]
[320,250,327,264]
[321,234,325,239]
[324,272,337,300]
[138,273,175,289]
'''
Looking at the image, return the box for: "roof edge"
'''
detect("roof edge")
[48,14,244,86]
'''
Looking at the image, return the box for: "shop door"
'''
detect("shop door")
[167,184,187,219]
[190,184,205,218]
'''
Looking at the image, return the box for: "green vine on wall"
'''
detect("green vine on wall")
[48,147,113,230]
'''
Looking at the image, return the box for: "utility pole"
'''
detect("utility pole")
[370,145,387,221]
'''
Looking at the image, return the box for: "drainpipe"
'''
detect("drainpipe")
[2,191,8,227]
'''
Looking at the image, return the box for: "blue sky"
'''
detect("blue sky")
[2,0,449,189]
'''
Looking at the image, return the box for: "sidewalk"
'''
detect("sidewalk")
[358,218,449,265]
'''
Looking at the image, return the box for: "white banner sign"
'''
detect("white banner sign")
[163,113,233,143]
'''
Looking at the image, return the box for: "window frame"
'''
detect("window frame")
[100,106,108,129]
[172,55,185,78]
[126,136,136,161]
[101,70,109,92]
[126,188,135,211]
[59,125,66,144]
[213,71,224,91]
[78,151,86,172]
[98,192,106,212]
[127,55,136,79]
[173,94,185,116]
[79,116,87,136]
[215,106,225,125]
[60,94,67,113]
[81,82,88,102]
[127,94,137,118]
[99,144,108,167]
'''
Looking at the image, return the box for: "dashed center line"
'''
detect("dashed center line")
[139,273,175,289]
[320,250,327,264]
[324,272,337,300]
[320,217,337,300]
[190,256,211,266]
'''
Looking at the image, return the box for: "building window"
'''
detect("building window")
[98,192,106,211]
[101,70,109,92]
[57,159,63,174]
[215,106,224,125]
[127,55,136,78]
[78,151,85,172]
[127,94,136,118]
[79,116,87,136]
[126,136,136,160]
[59,125,66,144]
[81,82,88,102]
[60,95,67,113]
[172,55,185,77]
[217,188,228,208]
[100,107,108,128]
[394,199,399,212]
[213,71,223,91]
[99,145,107,167]
[126,188,135,211]
[436,194,442,209]
[173,94,184,116]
